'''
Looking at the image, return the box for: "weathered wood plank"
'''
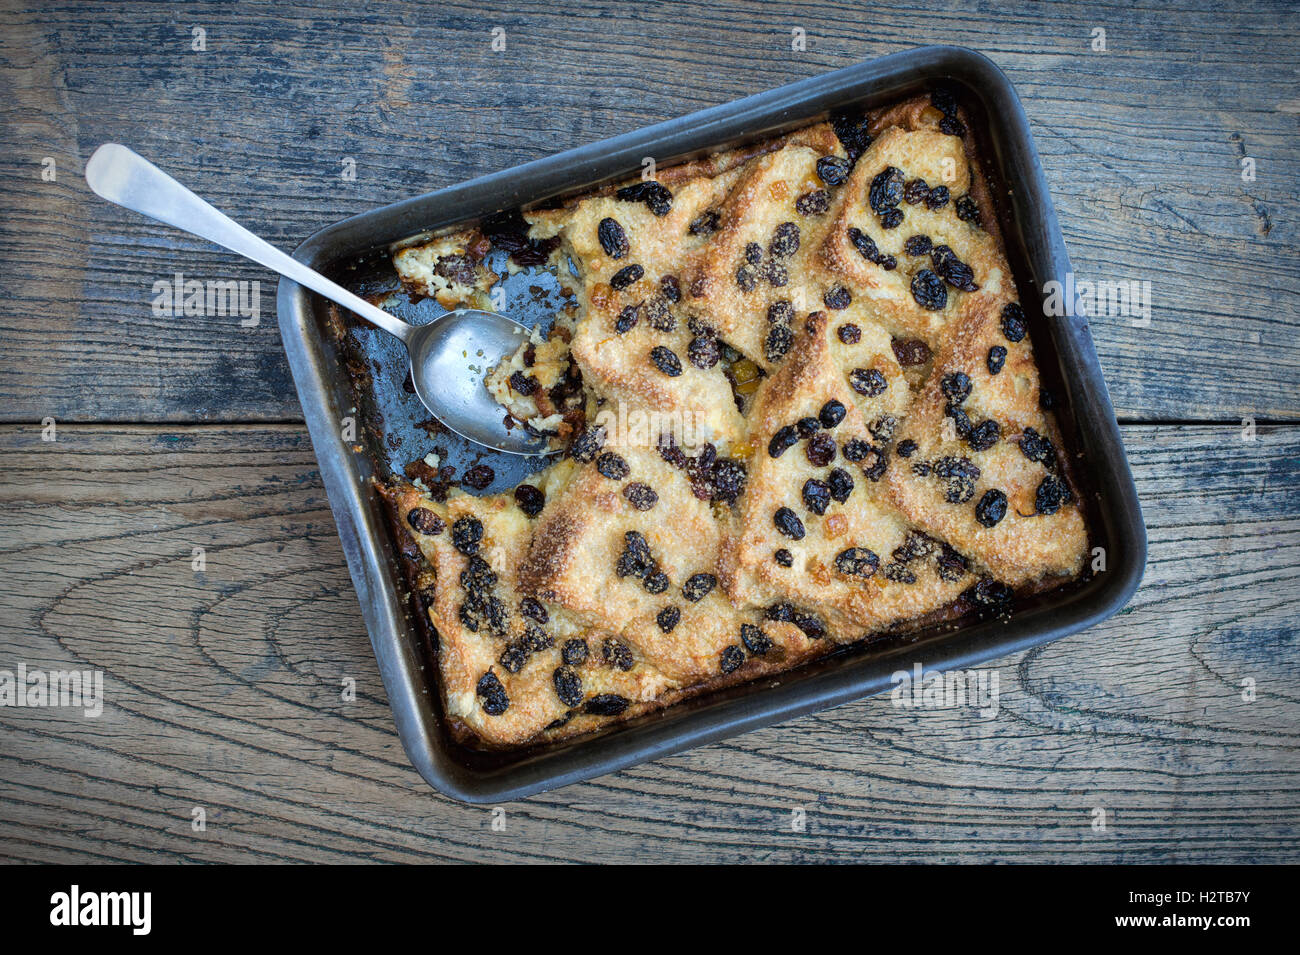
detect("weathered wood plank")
[0,0,1295,422]
[0,423,1296,863]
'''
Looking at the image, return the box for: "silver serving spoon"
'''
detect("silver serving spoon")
[84,143,549,456]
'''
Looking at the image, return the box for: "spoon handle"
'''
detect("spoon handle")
[85,143,414,343]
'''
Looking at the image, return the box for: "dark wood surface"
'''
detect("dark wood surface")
[1,0,1297,863]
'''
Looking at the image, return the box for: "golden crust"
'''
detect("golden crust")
[383,98,1091,748]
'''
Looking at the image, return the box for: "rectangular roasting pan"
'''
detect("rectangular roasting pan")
[276,45,1147,803]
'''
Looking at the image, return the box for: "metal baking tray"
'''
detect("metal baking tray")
[276,45,1146,803]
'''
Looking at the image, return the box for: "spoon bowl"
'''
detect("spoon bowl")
[407,309,551,456]
[84,142,548,456]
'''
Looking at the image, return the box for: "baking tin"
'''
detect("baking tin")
[276,45,1146,803]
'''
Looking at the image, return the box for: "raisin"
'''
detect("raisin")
[878,254,898,271]
[1035,475,1070,515]
[792,612,826,640]
[943,472,976,505]
[802,478,832,515]
[945,402,972,437]
[650,345,682,377]
[460,555,497,593]
[861,445,888,481]
[847,227,879,263]
[892,338,931,366]
[553,666,584,706]
[939,114,966,137]
[407,507,444,536]
[987,345,1007,375]
[893,532,934,563]
[816,156,851,186]
[819,399,846,429]
[521,597,548,624]
[623,482,658,510]
[792,417,818,439]
[806,432,837,467]
[911,269,948,310]
[1019,427,1057,469]
[711,458,747,505]
[736,262,760,291]
[932,245,978,291]
[584,694,630,716]
[744,241,763,265]
[869,415,899,442]
[941,371,972,404]
[569,425,606,463]
[765,603,794,623]
[904,178,931,205]
[936,544,969,582]
[462,464,494,490]
[769,221,801,258]
[657,606,681,633]
[880,207,904,229]
[831,110,873,160]
[451,517,483,555]
[597,217,629,259]
[682,335,718,370]
[966,419,1001,452]
[763,260,789,287]
[616,180,672,215]
[719,645,745,674]
[896,439,918,458]
[796,189,832,216]
[955,195,979,223]
[616,530,654,579]
[836,547,880,579]
[824,285,852,309]
[827,467,854,503]
[774,549,793,568]
[869,166,905,213]
[843,438,869,462]
[925,185,950,210]
[1001,302,1027,342]
[476,672,509,715]
[509,370,539,396]
[643,570,669,595]
[767,300,795,325]
[660,275,681,302]
[969,577,1012,605]
[883,562,917,584]
[499,641,529,674]
[975,488,1008,527]
[524,624,553,652]
[615,303,641,334]
[765,323,794,362]
[738,624,772,656]
[904,234,933,256]
[768,425,799,458]
[774,507,805,540]
[837,323,862,344]
[683,573,716,602]
[596,451,630,480]
[849,367,888,397]
[511,485,545,521]
[689,210,720,235]
[610,264,644,290]
[645,296,675,332]
[603,638,634,671]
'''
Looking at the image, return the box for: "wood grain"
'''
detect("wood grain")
[0,0,1296,423]
[1,423,1296,863]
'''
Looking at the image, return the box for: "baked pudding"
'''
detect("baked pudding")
[382,89,1089,749]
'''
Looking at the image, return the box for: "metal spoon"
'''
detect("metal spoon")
[84,143,550,456]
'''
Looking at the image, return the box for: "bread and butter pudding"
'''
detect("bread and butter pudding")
[382,89,1089,749]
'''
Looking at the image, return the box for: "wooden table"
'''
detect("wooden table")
[2,0,1296,864]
